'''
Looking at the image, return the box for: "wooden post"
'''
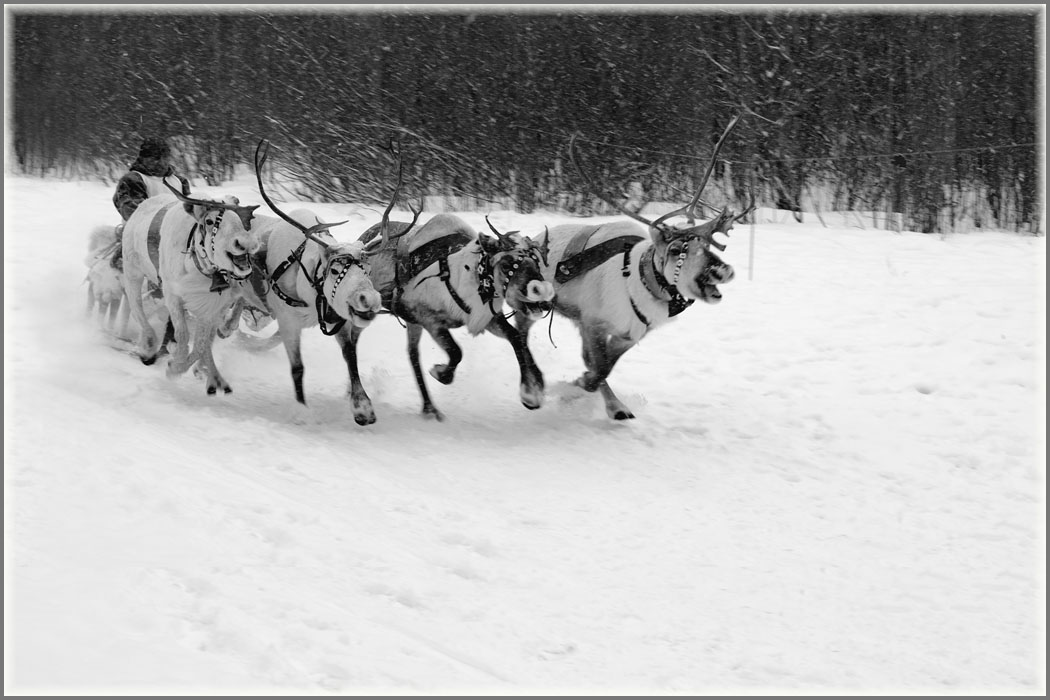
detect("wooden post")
[748,163,757,281]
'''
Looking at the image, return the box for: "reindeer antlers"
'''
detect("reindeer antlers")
[254,140,345,248]
[163,180,260,231]
[568,133,656,230]
[650,114,741,230]
[377,138,422,247]
[569,115,754,246]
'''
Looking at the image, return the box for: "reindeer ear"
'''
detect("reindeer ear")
[478,235,501,255]
[649,224,673,247]
[186,202,213,219]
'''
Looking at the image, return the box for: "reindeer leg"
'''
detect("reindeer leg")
[156,318,175,360]
[123,272,158,363]
[575,323,608,392]
[337,324,376,426]
[407,322,444,421]
[596,380,635,421]
[577,325,637,419]
[427,327,462,385]
[280,325,307,405]
[86,282,96,318]
[103,298,115,330]
[165,299,196,376]
[489,316,544,410]
[197,323,230,395]
[115,289,133,340]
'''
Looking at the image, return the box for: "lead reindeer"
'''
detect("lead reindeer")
[121,186,261,394]
[517,116,753,420]
[247,141,398,425]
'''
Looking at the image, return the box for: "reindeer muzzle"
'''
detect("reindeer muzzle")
[696,262,734,304]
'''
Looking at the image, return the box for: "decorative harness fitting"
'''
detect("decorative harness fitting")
[269,236,368,336]
[475,242,546,317]
[636,243,694,323]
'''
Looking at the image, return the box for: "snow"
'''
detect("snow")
[4,173,1045,694]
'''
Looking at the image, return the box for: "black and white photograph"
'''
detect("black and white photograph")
[4,3,1045,695]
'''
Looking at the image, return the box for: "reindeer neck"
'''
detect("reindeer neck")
[621,239,679,332]
[448,245,504,334]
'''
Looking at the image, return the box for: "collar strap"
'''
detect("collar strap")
[270,240,309,308]
[639,246,694,317]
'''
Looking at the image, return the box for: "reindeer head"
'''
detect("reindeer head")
[569,116,754,305]
[166,182,262,279]
[649,210,741,304]
[317,240,382,328]
[480,217,555,319]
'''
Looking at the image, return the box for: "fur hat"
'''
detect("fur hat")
[138,137,171,160]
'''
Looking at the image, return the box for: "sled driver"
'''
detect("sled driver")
[97,137,192,267]
[114,136,190,224]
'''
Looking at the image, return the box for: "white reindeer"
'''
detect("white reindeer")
[84,224,125,329]
[517,117,753,420]
[354,212,555,421]
[121,185,261,394]
[241,140,388,424]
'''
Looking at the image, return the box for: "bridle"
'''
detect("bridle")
[270,238,370,336]
[183,207,253,291]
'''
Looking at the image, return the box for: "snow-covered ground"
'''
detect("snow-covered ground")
[4,173,1045,694]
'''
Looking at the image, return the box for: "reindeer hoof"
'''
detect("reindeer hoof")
[354,412,377,426]
[140,354,158,366]
[429,365,455,385]
[207,386,217,396]
[612,409,635,420]
[422,406,445,422]
[223,386,233,395]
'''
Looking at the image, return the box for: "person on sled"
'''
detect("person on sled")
[113,136,191,239]
[88,137,192,267]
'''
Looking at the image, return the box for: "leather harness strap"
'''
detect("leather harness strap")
[269,240,310,308]
[554,226,644,284]
[394,232,477,315]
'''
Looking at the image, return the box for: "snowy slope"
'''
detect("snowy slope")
[4,175,1045,694]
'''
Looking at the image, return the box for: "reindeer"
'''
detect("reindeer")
[246,141,395,424]
[120,186,261,394]
[84,224,125,329]
[516,116,753,420]
[354,206,556,421]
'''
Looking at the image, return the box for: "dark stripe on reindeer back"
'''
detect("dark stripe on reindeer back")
[146,202,177,273]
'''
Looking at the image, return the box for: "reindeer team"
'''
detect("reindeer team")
[94,118,752,422]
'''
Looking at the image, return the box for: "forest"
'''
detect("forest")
[9,8,1042,233]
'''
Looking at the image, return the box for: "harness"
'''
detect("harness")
[635,245,694,323]
[397,232,476,314]
[268,236,369,336]
[182,207,252,293]
[554,226,642,284]
[552,225,694,328]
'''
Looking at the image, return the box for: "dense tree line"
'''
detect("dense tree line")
[10,9,1041,232]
